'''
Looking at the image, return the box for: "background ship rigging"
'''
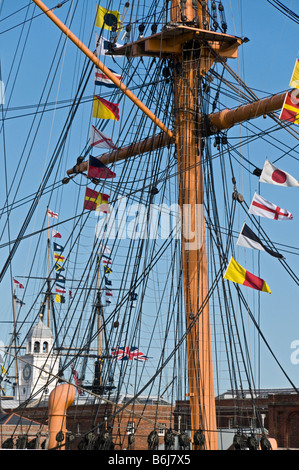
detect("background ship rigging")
[0,0,299,450]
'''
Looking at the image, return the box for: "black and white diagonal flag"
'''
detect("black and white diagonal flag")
[236,223,284,259]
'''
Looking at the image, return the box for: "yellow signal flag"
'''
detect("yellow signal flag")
[54,262,65,272]
[290,58,299,89]
[55,294,65,304]
[96,5,121,31]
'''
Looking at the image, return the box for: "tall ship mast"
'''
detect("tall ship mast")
[0,0,298,451]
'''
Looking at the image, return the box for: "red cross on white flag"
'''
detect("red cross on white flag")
[249,193,293,220]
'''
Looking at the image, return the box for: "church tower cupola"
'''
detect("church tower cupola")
[16,314,59,403]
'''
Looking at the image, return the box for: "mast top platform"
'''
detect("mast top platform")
[110,24,242,63]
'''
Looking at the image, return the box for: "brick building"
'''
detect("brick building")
[214,388,299,449]
[1,389,299,449]
[267,392,299,449]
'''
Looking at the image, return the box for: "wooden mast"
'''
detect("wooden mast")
[170,0,217,450]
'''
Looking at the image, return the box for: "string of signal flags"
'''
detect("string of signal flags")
[82,5,124,220]
[48,2,133,310]
[224,59,299,293]
[47,208,72,304]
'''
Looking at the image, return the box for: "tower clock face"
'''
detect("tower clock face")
[23,364,31,381]
[41,365,51,381]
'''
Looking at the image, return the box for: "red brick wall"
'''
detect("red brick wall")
[4,393,299,449]
[267,394,299,448]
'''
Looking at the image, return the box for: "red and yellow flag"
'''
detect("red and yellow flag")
[92,96,119,121]
[279,91,299,125]
[84,187,110,212]
[54,253,65,262]
[224,257,271,293]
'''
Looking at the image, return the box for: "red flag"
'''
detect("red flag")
[52,229,62,238]
[13,279,24,289]
[224,257,271,293]
[71,365,84,395]
[84,187,110,212]
[279,91,299,125]
[87,156,116,179]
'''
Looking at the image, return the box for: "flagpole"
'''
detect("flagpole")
[97,241,102,363]
[46,207,51,329]
[92,240,103,393]
[12,282,19,400]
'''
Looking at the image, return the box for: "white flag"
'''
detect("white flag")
[90,125,117,149]
[47,208,58,219]
[101,244,111,255]
[248,192,293,220]
[236,223,284,259]
[95,34,121,56]
[259,159,299,187]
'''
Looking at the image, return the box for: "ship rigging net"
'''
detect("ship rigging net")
[0,0,298,451]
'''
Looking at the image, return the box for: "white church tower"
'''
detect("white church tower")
[16,314,59,402]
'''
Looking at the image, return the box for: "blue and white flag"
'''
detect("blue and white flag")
[14,295,25,306]
[95,34,121,56]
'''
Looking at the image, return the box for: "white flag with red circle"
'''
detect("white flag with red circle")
[259,159,299,187]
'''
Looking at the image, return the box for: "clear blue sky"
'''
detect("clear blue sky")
[0,0,298,395]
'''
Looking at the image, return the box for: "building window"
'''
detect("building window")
[43,341,48,353]
[158,423,166,436]
[127,421,135,435]
[34,341,40,353]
